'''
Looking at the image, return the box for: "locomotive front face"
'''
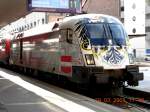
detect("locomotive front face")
[75,17,131,69]
[61,14,143,86]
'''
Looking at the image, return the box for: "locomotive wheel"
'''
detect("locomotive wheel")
[32,69,39,77]
[87,76,97,97]
[57,75,68,87]
[23,67,27,74]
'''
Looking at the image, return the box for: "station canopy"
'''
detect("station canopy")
[0,0,28,28]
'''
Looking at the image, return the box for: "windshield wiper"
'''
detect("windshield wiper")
[102,25,109,46]
[107,25,121,46]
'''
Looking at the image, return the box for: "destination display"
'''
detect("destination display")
[28,0,81,13]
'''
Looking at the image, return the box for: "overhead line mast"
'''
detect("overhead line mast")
[81,0,88,10]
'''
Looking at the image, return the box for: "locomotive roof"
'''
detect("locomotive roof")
[14,22,57,39]
[12,14,123,40]
[59,14,122,29]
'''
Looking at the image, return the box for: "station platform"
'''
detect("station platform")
[0,68,124,112]
[127,67,150,93]
[135,61,150,67]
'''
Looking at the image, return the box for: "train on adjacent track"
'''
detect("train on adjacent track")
[0,14,143,93]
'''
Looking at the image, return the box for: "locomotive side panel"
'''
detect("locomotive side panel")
[11,40,21,65]
[10,30,83,77]
[11,31,61,74]
[59,28,84,77]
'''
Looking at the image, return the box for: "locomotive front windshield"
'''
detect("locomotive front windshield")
[86,23,127,46]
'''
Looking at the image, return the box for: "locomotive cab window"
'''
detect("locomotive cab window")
[67,29,73,44]
[86,23,109,46]
[108,24,127,46]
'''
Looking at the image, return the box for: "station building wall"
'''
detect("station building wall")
[82,0,120,18]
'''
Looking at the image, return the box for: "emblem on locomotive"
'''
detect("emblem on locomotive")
[103,47,124,65]
[74,19,91,50]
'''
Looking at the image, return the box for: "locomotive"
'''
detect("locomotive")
[0,14,143,90]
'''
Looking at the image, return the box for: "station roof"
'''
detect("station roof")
[0,0,28,28]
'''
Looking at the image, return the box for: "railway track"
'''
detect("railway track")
[123,95,150,109]
[94,96,150,112]
[124,88,150,101]
[110,87,150,112]
[121,87,150,111]
[94,87,150,112]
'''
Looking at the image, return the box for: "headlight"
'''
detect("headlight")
[128,54,134,64]
[85,54,95,65]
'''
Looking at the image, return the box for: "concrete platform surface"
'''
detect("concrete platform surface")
[0,78,67,112]
[135,62,150,67]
